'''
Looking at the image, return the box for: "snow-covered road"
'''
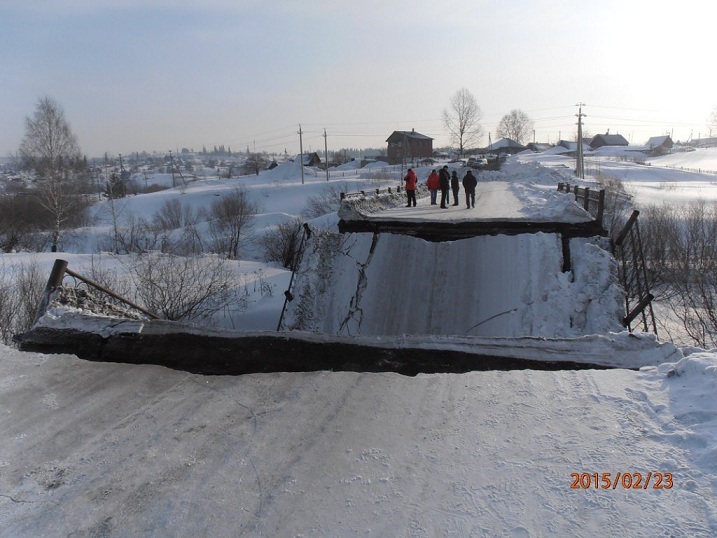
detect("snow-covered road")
[0,346,714,537]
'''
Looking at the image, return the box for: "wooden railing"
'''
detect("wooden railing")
[557,183,606,227]
[340,186,401,200]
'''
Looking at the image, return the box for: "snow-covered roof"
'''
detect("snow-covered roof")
[486,137,525,150]
[590,133,629,147]
[646,135,673,147]
[386,130,433,142]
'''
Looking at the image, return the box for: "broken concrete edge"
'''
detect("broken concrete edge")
[13,312,679,376]
[337,219,608,241]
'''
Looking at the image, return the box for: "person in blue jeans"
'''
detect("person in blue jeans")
[426,169,439,205]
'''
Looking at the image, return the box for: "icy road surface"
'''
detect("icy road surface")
[0,346,715,537]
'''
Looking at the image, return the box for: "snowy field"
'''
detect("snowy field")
[2,150,717,536]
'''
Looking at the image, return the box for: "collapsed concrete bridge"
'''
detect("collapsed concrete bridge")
[19,174,658,374]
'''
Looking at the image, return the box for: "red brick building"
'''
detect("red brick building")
[386,129,433,164]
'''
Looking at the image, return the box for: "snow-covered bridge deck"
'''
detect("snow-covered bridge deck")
[338,181,606,240]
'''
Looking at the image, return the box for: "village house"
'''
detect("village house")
[483,137,526,155]
[590,133,629,149]
[526,142,553,153]
[386,129,433,164]
[645,135,674,156]
[297,152,322,167]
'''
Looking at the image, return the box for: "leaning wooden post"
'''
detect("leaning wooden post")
[33,259,68,325]
[596,189,606,227]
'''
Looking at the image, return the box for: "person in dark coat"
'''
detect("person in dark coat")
[438,165,450,209]
[462,169,478,208]
[450,170,460,206]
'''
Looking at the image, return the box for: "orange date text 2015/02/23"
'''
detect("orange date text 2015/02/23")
[570,472,673,490]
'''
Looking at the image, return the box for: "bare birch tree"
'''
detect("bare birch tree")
[18,97,88,251]
[209,186,258,259]
[708,105,717,137]
[443,88,483,157]
[496,109,534,145]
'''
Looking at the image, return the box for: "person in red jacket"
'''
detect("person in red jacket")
[426,169,440,205]
[403,168,418,207]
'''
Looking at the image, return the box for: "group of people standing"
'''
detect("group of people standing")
[404,165,477,209]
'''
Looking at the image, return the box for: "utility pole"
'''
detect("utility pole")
[169,150,176,188]
[575,103,586,179]
[298,124,304,185]
[402,131,407,174]
[102,152,108,200]
[323,128,329,182]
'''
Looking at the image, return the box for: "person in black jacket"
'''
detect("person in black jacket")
[462,169,478,209]
[439,165,450,209]
[450,170,460,206]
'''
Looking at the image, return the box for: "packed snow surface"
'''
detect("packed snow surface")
[1,345,716,536]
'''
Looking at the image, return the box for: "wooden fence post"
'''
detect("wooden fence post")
[596,189,605,227]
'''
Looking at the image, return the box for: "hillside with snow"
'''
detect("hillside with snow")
[2,150,717,536]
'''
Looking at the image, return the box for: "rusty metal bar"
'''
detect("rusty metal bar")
[614,210,640,247]
[64,267,160,320]
[623,293,655,327]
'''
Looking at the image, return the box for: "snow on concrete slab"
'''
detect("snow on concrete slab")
[285,231,624,340]
[29,310,679,370]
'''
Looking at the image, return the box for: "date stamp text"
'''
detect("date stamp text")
[570,472,673,490]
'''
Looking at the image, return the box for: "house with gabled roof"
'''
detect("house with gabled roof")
[386,129,433,164]
[645,135,673,156]
[298,152,322,167]
[526,142,553,153]
[484,137,526,155]
[553,140,591,156]
[590,133,629,149]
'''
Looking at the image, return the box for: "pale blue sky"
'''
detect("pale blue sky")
[1,0,713,157]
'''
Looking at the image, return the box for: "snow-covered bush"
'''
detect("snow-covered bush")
[260,217,304,269]
[301,184,346,219]
[129,253,234,322]
[0,260,43,345]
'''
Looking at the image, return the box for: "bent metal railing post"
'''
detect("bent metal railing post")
[277,223,312,331]
[33,259,69,325]
[613,210,657,335]
[558,185,656,335]
[34,259,159,325]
